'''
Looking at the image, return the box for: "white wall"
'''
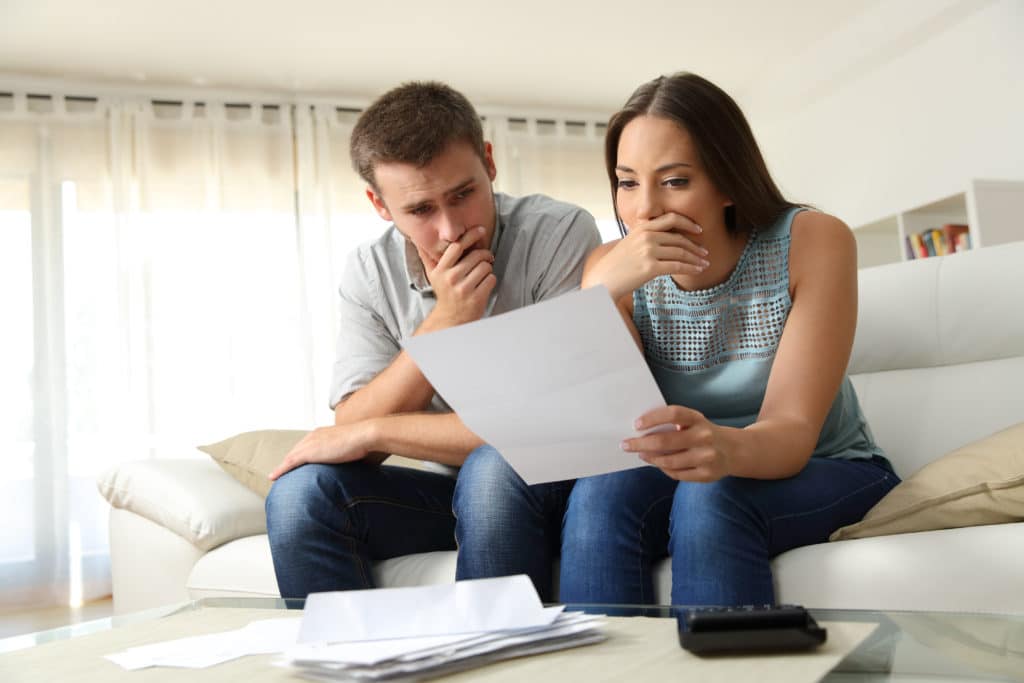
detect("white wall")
[744,0,1024,228]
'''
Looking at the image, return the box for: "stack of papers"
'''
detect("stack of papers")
[277,575,606,681]
[105,576,605,678]
[281,611,605,681]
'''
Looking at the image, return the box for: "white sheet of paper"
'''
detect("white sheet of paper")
[297,575,562,645]
[105,617,300,670]
[402,286,666,484]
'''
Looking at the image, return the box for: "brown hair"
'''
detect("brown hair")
[605,72,796,236]
[350,81,486,190]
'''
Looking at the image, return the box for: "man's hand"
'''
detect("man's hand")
[421,226,496,330]
[268,421,378,481]
[582,213,708,300]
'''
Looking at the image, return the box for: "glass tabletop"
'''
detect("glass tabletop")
[2,598,1022,681]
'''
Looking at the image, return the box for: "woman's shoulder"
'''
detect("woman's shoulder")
[788,210,857,286]
[790,210,855,252]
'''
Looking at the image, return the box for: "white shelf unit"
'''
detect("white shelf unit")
[853,179,1024,268]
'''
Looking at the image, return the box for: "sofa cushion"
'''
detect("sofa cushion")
[199,429,429,497]
[97,458,267,551]
[830,422,1024,541]
[199,429,308,497]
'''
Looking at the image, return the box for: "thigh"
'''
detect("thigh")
[717,456,899,557]
[455,445,575,525]
[305,461,459,560]
[564,466,676,547]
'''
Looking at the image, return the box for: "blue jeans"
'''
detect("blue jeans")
[453,445,898,605]
[265,462,456,598]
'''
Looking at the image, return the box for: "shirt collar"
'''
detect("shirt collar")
[404,194,504,294]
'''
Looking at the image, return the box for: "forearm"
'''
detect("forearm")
[335,352,437,424]
[719,417,820,479]
[365,412,484,467]
[336,306,482,425]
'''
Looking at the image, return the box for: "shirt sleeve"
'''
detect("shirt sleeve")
[532,206,603,302]
[328,249,400,410]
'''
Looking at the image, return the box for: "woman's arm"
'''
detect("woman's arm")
[582,241,642,348]
[623,211,859,481]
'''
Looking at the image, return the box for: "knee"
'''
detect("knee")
[453,445,518,517]
[670,478,755,540]
[453,445,530,536]
[562,479,621,550]
[265,463,351,537]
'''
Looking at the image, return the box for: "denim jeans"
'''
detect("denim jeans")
[265,461,456,598]
[453,445,898,605]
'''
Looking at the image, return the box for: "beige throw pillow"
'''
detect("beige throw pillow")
[830,422,1024,541]
[199,429,308,498]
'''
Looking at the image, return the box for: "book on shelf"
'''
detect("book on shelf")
[906,224,970,259]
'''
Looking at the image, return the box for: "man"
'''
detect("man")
[264,81,601,597]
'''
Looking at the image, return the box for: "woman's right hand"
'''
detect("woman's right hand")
[582,213,709,300]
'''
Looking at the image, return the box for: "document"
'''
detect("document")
[280,576,607,680]
[105,617,300,670]
[297,574,562,643]
[403,286,666,484]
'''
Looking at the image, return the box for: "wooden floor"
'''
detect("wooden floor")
[0,597,114,640]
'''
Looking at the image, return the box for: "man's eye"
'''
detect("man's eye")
[454,188,474,201]
[411,206,432,216]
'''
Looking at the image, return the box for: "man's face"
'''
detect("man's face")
[366,141,498,272]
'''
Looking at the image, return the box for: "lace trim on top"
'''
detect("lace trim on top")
[635,225,792,373]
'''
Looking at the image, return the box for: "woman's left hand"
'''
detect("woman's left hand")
[622,406,731,482]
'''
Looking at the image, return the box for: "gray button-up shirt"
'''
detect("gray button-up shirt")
[329,192,602,411]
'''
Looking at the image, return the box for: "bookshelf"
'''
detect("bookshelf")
[852,179,1024,268]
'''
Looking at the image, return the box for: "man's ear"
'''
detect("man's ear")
[366,186,393,222]
[483,141,497,182]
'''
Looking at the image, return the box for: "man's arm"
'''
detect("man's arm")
[333,227,496,426]
[269,412,482,479]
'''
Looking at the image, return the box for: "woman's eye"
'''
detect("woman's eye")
[665,177,690,187]
[616,179,637,189]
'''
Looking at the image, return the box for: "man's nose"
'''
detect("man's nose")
[436,210,466,243]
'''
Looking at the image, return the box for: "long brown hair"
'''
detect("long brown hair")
[605,73,796,236]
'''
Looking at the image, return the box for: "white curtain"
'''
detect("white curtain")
[0,87,612,610]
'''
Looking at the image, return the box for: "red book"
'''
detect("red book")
[942,224,970,253]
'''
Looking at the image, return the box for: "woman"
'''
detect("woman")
[453,72,898,606]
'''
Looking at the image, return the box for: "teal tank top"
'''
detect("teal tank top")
[632,207,884,461]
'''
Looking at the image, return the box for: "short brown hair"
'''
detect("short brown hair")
[606,73,796,236]
[350,81,486,189]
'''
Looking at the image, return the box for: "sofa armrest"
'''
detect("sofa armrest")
[97,458,266,551]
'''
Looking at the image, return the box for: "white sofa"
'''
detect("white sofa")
[99,241,1024,616]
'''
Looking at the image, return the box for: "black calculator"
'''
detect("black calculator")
[677,604,827,655]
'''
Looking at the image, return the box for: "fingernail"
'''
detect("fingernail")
[701,259,710,267]
[695,225,702,233]
[620,440,631,451]
[700,247,709,256]
[634,418,643,430]
[478,226,486,233]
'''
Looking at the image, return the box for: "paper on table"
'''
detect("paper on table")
[298,574,563,644]
[286,612,605,667]
[403,286,666,484]
[105,617,300,670]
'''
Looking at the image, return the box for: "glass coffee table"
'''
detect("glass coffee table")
[1,598,1021,681]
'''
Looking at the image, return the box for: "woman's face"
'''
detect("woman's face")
[614,115,732,237]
